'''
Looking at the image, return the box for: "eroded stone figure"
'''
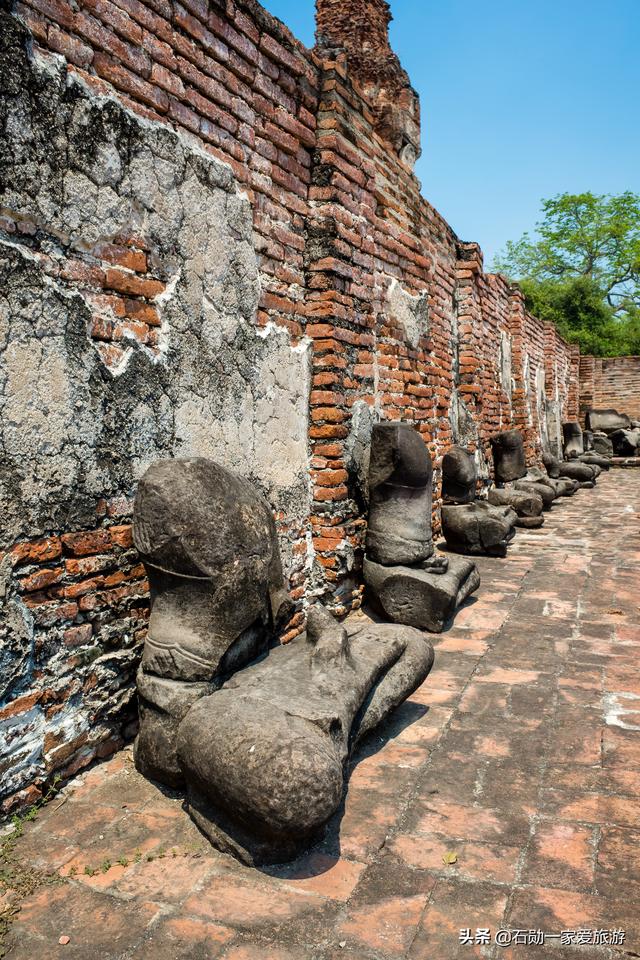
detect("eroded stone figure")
[592,432,614,458]
[562,421,584,459]
[545,454,597,488]
[585,408,631,433]
[133,458,292,786]
[562,421,610,469]
[585,409,639,456]
[440,446,518,555]
[610,428,640,456]
[363,423,480,631]
[487,486,544,528]
[178,605,434,865]
[133,457,435,865]
[490,430,562,514]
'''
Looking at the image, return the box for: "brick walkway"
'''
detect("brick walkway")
[3,470,640,960]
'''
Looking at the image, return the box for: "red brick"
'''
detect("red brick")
[61,530,112,557]
[93,54,169,114]
[104,268,165,299]
[18,567,64,593]
[63,624,94,647]
[11,537,62,566]
[0,692,42,721]
[48,25,94,67]
[109,525,134,548]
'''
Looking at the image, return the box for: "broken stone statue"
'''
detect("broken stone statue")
[562,421,584,459]
[610,428,640,457]
[133,457,435,865]
[490,430,560,512]
[440,445,518,555]
[562,421,610,469]
[585,408,631,433]
[543,452,597,489]
[363,422,480,631]
[592,432,614,458]
[132,457,292,787]
[178,604,434,865]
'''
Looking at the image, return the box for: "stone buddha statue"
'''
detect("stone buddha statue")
[440,446,519,556]
[133,456,436,865]
[363,423,480,631]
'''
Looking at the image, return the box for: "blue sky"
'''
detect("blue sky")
[262,0,640,267]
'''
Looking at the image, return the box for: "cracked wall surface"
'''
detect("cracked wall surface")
[0,16,311,811]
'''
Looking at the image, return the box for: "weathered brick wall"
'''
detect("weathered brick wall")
[1,0,581,811]
[579,356,640,423]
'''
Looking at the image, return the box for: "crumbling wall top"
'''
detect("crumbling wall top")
[315,0,421,166]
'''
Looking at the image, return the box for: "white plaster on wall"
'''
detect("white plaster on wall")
[386,277,429,349]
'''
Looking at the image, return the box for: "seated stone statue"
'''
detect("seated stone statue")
[592,431,614,458]
[133,458,293,786]
[178,605,434,865]
[133,457,435,865]
[562,421,610,469]
[363,423,480,632]
[585,408,638,456]
[562,421,584,459]
[491,429,560,510]
[490,429,527,483]
[525,464,578,499]
[543,453,597,488]
[440,446,518,555]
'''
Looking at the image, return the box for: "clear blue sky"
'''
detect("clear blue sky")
[262,0,640,267]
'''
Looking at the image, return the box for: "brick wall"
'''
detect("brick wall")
[2,0,581,810]
[579,356,640,423]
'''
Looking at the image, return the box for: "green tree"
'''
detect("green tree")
[493,192,640,355]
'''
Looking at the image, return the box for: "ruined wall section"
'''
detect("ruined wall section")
[2,0,580,809]
[0,15,312,812]
[14,0,320,341]
[579,355,640,423]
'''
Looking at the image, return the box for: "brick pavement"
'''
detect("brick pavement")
[2,469,639,960]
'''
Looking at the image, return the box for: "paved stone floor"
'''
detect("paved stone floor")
[2,470,640,960]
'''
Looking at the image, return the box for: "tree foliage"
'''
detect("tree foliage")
[493,192,640,356]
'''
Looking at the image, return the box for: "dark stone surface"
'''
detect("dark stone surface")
[487,487,544,527]
[585,408,631,433]
[441,502,517,557]
[610,429,640,457]
[578,454,611,469]
[133,458,291,786]
[513,479,556,509]
[365,422,434,566]
[592,432,614,457]
[525,466,577,498]
[176,605,434,864]
[363,555,480,633]
[562,421,584,459]
[557,461,597,484]
[134,672,216,788]
[491,430,527,483]
[441,445,477,504]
